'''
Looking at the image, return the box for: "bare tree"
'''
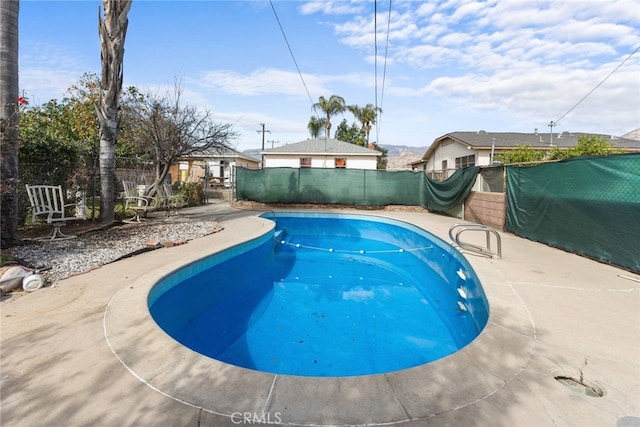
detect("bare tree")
[97,0,132,225]
[130,83,235,194]
[0,0,20,248]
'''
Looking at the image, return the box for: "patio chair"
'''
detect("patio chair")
[155,184,176,216]
[122,180,159,222]
[162,183,188,212]
[25,184,86,240]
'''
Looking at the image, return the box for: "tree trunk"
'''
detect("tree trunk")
[97,0,131,225]
[143,151,164,197]
[0,0,20,248]
[148,163,171,198]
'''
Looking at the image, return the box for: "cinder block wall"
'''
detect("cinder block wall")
[464,191,506,230]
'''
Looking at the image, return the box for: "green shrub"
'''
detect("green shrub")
[548,134,625,160]
[495,144,545,164]
[173,181,205,206]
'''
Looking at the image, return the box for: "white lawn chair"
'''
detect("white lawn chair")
[122,180,158,222]
[162,183,188,212]
[25,184,86,240]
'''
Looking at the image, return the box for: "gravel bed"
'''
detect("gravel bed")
[7,217,221,284]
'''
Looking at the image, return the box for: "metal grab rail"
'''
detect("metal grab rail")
[449,223,502,259]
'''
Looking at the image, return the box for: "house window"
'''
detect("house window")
[455,155,475,169]
[441,160,448,170]
[300,157,312,168]
[334,158,346,168]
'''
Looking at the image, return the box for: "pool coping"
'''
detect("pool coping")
[104,214,535,426]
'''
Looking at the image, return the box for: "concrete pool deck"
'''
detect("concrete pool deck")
[1,201,639,426]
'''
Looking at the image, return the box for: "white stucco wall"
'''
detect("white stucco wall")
[264,156,300,168]
[264,154,378,170]
[418,140,499,172]
[207,157,259,184]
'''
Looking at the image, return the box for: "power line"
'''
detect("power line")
[268,0,319,118]
[380,0,392,112]
[374,0,378,124]
[553,44,640,125]
[376,0,392,144]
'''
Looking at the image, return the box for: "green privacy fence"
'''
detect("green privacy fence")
[235,166,480,212]
[506,154,640,273]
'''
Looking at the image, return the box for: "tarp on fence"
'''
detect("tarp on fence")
[236,166,479,212]
[506,154,640,273]
[422,166,480,211]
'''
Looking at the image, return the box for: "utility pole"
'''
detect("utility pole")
[257,123,271,168]
[268,140,280,148]
[548,121,555,147]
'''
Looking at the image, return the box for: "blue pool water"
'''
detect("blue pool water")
[149,213,489,377]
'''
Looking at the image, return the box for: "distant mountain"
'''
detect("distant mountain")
[380,144,427,170]
[622,129,640,141]
[380,144,427,157]
[241,149,261,159]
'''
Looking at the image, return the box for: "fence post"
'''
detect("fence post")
[363,169,366,201]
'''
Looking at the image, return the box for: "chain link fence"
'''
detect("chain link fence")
[506,153,640,272]
[18,155,155,224]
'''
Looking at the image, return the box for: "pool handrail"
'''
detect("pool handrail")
[449,223,502,259]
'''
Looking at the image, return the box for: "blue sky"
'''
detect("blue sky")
[19,0,640,151]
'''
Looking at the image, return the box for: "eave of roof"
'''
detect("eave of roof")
[262,138,381,156]
[419,131,640,161]
[184,147,260,162]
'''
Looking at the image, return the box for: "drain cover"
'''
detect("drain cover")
[554,375,605,397]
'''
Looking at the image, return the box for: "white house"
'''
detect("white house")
[410,130,640,179]
[262,138,381,170]
[174,147,260,186]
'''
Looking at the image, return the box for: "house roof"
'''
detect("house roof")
[417,131,640,162]
[186,146,260,163]
[262,138,382,156]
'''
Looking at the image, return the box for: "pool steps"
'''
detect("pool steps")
[273,229,286,242]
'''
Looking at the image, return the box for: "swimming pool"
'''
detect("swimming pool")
[148,212,489,377]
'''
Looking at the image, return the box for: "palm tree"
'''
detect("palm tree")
[97,0,132,225]
[313,95,345,138]
[348,103,382,146]
[0,0,20,247]
[307,116,327,138]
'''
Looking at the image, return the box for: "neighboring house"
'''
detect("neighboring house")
[410,130,640,179]
[171,147,260,186]
[262,138,381,170]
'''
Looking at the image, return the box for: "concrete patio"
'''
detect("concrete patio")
[1,200,638,426]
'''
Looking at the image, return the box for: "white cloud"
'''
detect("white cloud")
[20,69,78,104]
[415,3,437,17]
[421,61,639,135]
[195,68,377,102]
[299,0,366,16]
[19,42,91,103]
[438,32,473,47]
[198,68,327,97]
[319,0,639,137]
[327,0,639,70]
[448,1,488,23]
